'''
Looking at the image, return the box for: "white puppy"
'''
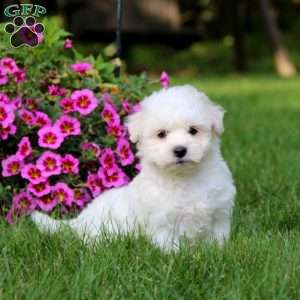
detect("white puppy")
[32,85,236,250]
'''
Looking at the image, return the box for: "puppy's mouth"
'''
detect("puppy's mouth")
[175,159,194,165]
[163,159,200,173]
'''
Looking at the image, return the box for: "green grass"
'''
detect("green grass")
[1,75,300,299]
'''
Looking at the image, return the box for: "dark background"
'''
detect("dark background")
[1,0,299,76]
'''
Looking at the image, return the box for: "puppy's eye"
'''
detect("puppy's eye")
[188,127,198,135]
[157,130,167,139]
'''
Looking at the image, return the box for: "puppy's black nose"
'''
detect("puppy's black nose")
[173,146,187,158]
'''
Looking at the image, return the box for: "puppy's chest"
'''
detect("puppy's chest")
[146,187,215,232]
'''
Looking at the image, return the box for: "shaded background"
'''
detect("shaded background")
[1,0,300,76]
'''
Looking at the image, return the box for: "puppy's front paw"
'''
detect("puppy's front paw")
[152,233,179,252]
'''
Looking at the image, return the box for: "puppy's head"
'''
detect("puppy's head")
[126,85,224,173]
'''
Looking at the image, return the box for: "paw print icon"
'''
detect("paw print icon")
[4,16,44,48]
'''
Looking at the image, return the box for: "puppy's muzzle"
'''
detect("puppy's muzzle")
[173,146,187,158]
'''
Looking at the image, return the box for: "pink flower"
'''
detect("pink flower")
[28,180,51,197]
[11,96,22,110]
[102,93,114,105]
[64,38,73,49]
[5,208,15,224]
[38,126,64,149]
[13,68,26,83]
[74,188,91,208]
[48,84,65,96]
[0,123,16,140]
[0,57,18,74]
[87,172,104,197]
[5,191,36,223]
[132,103,141,113]
[52,182,74,206]
[25,98,39,111]
[59,98,75,113]
[36,151,62,177]
[70,62,92,74]
[36,194,58,212]
[71,89,98,115]
[135,163,142,172]
[16,136,32,159]
[0,68,8,85]
[61,154,79,174]
[121,100,142,115]
[18,109,35,126]
[35,111,51,127]
[54,115,81,137]
[12,191,36,214]
[0,103,14,127]
[121,100,131,113]
[21,163,45,184]
[99,148,116,173]
[98,166,128,188]
[81,142,101,158]
[116,138,135,166]
[106,122,124,138]
[0,92,10,104]
[101,102,120,125]
[2,155,23,177]
[160,71,170,88]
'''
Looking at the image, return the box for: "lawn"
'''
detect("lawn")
[1,75,300,299]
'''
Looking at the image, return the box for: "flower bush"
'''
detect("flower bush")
[0,20,169,223]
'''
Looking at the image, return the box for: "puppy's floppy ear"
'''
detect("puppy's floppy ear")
[209,103,225,135]
[125,111,143,143]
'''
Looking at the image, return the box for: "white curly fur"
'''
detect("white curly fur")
[31,85,236,250]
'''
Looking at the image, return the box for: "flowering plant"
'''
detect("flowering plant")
[0,20,170,223]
